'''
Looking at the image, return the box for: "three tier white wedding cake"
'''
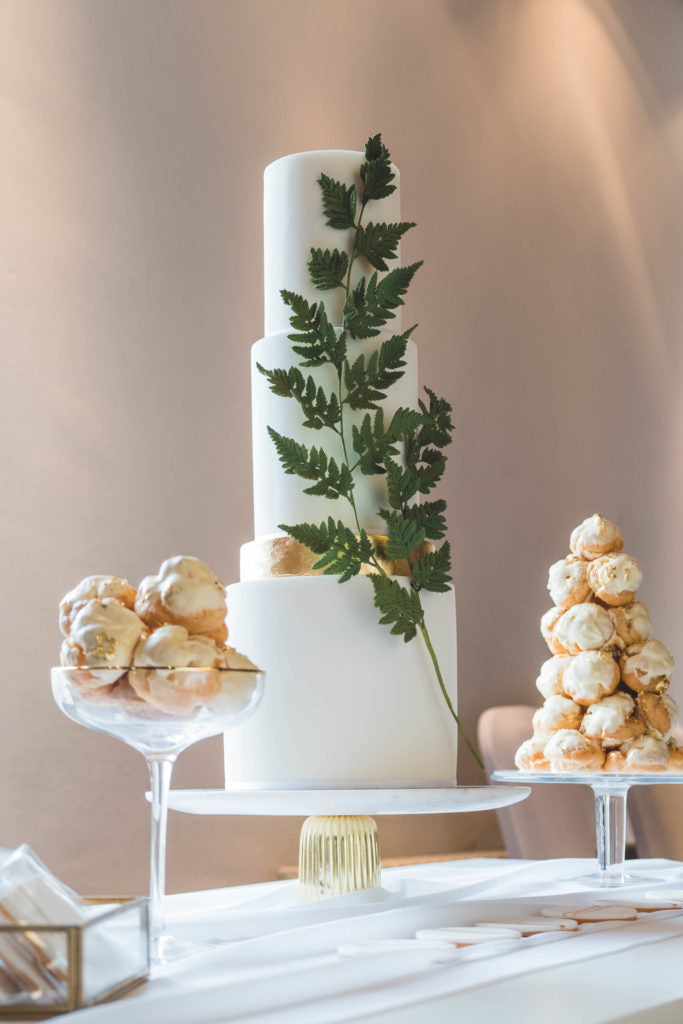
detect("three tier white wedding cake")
[225,148,459,789]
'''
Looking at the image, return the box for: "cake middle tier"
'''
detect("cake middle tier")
[225,575,458,788]
[252,331,418,537]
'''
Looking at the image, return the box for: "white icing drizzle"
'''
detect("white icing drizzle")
[533,695,582,736]
[621,639,675,689]
[587,553,643,600]
[581,692,634,740]
[554,602,615,652]
[562,650,619,704]
[133,625,221,668]
[622,734,669,769]
[514,736,549,769]
[547,557,590,609]
[68,598,144,669]
[536,655,573,699]
[570,515,622,559]
[218,645,259,671]
[545,729,603,767]
[59,575,135,636]
[137,557,226,616]
[611,602,652,645]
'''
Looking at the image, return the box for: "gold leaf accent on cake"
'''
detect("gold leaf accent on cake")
[240,534,435,581]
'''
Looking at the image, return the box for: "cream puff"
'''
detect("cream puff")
[130,626,222,716]
[135,556,228,643]
[611,602,652,647]
[569,515,623,561]
[540,607,569,655]
[217,645,259,671]
[580,692,643,748]
[562,651,620,706]
[586,553,643,607]
[604,750,627,772]
[547,557,591,611]
[536,655,574,699]
[60,598,145,684]
[635,692,678,740]
[667,745,683,772]
[621,734,669,772]
[620,639,674,694]
[532,695,583,738]
[514,736,550,771]
[554,602,616,655]
[545,729,605,772]
[59,575,137,637]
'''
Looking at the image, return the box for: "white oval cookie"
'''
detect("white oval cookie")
[415,926,522,945]
[476,918,578,935]
[542,904,637,922]
[637,894,683,910]
[337,938,452,957]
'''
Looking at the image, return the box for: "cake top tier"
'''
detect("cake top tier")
[263,149,401,337]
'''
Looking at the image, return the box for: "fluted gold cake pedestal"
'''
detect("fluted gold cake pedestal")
[298,815,380,900]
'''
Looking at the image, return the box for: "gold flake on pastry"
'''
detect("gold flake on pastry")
[586,553,643,607]
[620,639,674,694]
[59,575,137,637]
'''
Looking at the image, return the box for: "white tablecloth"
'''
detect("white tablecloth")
[60,858,683,1024]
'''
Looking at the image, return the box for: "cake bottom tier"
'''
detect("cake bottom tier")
[224,576,458,788]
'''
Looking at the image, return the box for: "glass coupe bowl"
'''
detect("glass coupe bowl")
[51,664,264,962]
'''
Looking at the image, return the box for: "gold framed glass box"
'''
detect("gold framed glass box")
[0,897,149,1018]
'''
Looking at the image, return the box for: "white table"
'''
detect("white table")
[57,857,683,1024]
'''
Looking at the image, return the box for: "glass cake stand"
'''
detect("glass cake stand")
[492,770,683,887]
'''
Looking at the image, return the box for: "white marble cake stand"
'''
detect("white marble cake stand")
[493,770,683,887]
[166,786,530,817]
[166,787,530,898]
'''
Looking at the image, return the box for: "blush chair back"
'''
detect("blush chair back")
[478,705,596,859]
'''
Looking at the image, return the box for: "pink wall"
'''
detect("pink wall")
[1,0,682,894]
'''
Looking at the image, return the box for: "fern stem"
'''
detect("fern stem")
[344,198,367,297]
[419,622,483,770]
[337,371,364,532]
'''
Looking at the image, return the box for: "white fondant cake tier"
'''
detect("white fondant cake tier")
[264,150,402,336]
[252,332,418,537]
[225,576,458,788]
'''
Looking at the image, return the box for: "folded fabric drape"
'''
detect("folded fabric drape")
[54,858,683,1024]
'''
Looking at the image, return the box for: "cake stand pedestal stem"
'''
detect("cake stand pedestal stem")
[593,783,629,885]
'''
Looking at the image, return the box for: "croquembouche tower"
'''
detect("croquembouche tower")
[224,148,459,792]
[515,514,680,773]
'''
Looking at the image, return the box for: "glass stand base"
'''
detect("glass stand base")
[492,770,683,889]
[571,872,662,889]
[153,934,220,967]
